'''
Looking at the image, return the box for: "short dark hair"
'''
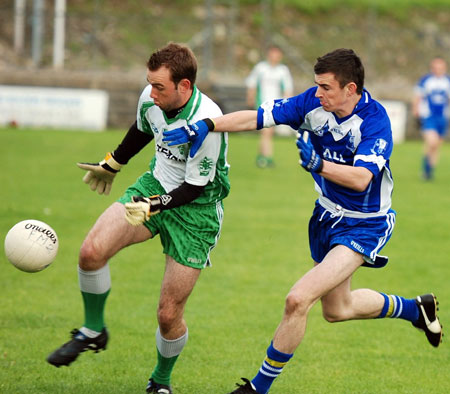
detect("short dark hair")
[314,49,365,94]
[147,42,197,86]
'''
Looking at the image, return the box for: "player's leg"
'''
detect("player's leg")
[256,127,275,168]
[233,245,363,394]
[274,245,364,352]
[422,128,440,179]
[147,200,223,393]
[147,255,201,393]
[321,278,442,347]
[321,282,385,321]
[322,279,420,323]
[47,202,152,367]
[78,202,152,331]
[320,256,442,347]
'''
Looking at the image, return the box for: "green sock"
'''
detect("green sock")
[81,289,110,332]
[151,348,179,386]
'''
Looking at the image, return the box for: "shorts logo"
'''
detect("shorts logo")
[187,257,202,264]
[351,240,365,254]
[198,157,214,176]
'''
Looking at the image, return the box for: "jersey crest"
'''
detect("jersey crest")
[198,157,214,176]
[371,138,388,155]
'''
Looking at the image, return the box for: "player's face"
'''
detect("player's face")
[267,47,283,65]
[314,72,353,117]
[431,58,447,77]
[147,66,184,112]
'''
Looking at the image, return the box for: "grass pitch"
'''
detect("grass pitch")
[1,127,449,393]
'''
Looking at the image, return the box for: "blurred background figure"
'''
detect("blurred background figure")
[412,56,450,180]
[246,45,293,168]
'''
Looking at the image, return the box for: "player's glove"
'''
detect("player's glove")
[296,132,323,173]
[124,195,162,226]
[162,118,215,158]
[77,152,123,195]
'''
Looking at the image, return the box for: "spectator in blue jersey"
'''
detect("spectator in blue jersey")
[162,48,443,394]
[246,45,293,168]
[412,56,450,180]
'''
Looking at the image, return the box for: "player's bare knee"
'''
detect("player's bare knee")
[284,291,311,317]
[157,305,179,332]
[78,239,106,270]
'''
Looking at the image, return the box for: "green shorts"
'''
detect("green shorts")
[118,171,224,269]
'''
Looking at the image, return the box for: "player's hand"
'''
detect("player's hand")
[77,152,123,195]
[162,119,214,158]
[124,195,162,226]
[296,132,323,173]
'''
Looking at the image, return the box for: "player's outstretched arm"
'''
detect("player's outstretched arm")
[77,152,123,195]
[162,118,215,157]
[77,121,153,195]
[163,110,258,157]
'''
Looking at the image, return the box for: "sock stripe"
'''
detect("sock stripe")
[264,357,288,369]
[379,293,420,323]
[252,343,293,394]
[259,367,279,378]
[386,295,394,317]
[262,361,283,373]
[393,295,403,318]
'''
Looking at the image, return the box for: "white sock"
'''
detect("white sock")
[79,326,101,338]
[155,326,188,358]
[78,264,111,294]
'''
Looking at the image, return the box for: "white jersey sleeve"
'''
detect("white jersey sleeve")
[185,96,225,186]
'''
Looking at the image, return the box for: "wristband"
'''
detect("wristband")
[100,152,123,173]
[203,118,216,131]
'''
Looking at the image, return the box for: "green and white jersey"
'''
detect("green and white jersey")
[136,85,230,204]
[246,60,294,107]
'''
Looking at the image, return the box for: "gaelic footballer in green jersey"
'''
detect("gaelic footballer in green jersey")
[47,42,230,394]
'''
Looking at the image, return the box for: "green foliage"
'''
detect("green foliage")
[1,128,450,393]
[275,0,450,14]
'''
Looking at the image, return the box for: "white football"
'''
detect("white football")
[4,219,59,272]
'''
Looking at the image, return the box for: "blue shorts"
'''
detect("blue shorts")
[308,202,396,268]
[421,116,448,137]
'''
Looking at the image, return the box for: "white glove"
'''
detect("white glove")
[124,196,162,226]
[77,152,123,195]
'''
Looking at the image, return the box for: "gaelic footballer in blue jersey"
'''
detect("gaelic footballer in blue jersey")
[164,48,442,394]
[412,56,450,180]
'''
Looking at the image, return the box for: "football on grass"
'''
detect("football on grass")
[4,219,59,272]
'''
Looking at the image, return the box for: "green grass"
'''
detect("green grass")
[1,127,449,393]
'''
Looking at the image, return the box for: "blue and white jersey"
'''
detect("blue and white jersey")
[257,87,394,215]
[415,73,450,118]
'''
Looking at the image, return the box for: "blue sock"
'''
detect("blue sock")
[251,342,293,394]
[378,293,419,323]
[423,156,433,179]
